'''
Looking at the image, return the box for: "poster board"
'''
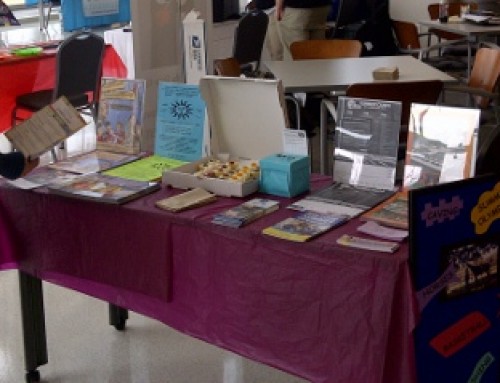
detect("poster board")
[409,175,500,383]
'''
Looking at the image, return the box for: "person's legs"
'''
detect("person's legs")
[278,6,330,60]
[265,9,284,61]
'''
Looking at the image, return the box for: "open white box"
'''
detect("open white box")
[162,76,289,197]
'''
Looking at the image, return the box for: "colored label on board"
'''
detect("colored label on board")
[467,352,495,383]
[430,311,491,358]
[471,182,500,235]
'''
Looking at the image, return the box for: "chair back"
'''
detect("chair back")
[468,47,500,109]
[233,10,269,70]
[214,57,242,77]
[346,81,444,142]
[53,31,105,112]
[392,19,422,52]
[290,39,363,60]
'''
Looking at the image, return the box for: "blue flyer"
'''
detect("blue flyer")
[154,82,206,162]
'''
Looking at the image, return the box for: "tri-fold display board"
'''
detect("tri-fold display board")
[410,175,500,383]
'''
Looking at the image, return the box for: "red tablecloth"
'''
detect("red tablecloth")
[0,176,418,383]
[0,45,127,133]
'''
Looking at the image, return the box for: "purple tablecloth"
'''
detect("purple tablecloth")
[0,176,417,383]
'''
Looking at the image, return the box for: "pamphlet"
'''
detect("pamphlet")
[102,155,186,182]
[360,191,409,229]
[96,78,146,154]
[47,173,160,204]
[6,96,86,159]
[49,150,142,174]
[262,210,348,242]
[155,188,217,213]
[356,221,408,242]
[8,167,80,190]
[337,234,400,253]
[212,198,279,228]
[155,82,206,162]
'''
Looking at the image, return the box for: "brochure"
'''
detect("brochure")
[263,210,348,242]
[212,198,279,228]
[6,96,86,159]
[48,150,142,174]
[47,173,160,204]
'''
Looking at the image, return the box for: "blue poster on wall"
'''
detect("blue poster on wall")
[409,175,500,383]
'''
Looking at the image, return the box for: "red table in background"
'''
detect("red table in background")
[0,45,127,133]
[0,175,418,383]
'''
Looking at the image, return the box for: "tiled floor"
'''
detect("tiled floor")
[0,271,309,383]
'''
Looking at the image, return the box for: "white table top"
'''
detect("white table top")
[418,19,500,37]
[263,56,456,93]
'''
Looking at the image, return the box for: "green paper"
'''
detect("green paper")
[102,155,186,182]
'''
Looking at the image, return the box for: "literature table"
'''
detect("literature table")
[0,176,416,383]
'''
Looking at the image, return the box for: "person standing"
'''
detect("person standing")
[275,0,331,60]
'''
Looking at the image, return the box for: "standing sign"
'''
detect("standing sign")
[409,175,500,383]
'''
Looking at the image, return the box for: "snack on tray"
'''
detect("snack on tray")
[194,159,260,182]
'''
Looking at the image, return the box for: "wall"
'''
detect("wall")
[390,0,435,22]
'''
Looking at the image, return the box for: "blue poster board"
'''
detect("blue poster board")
[61,0,130,32]
[409,175,500,383]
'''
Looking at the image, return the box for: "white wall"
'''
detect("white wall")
[390,0,435,22]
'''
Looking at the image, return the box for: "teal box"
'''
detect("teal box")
[259,154,310,197]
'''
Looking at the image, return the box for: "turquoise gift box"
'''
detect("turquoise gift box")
[259,154,310,197]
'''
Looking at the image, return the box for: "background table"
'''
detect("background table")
[0,176,417,383]
[263,55,457,175]
[0,44,127,133]
[418,20,500,76]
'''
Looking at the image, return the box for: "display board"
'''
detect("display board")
[409,175,500,383]
[61,0,130,32]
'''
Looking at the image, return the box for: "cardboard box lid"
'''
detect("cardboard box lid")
[199,76,288,160]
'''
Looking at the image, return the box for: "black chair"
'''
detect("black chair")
[12,31,105,127]
[232,9,269,73]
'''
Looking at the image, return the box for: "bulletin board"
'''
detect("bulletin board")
[61,0,130,32]
[409,175,500,383]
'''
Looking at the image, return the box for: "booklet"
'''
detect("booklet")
[212,198,279,228]
[262,210,348,242]
[5,96,86,160]
[96,78,146,155]
[47,173,160,204]
[155,188,217,212]
[360,191,409,230]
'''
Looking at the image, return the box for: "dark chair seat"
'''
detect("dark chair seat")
[15,90,89,111]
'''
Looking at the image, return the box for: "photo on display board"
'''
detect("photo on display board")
[440,236,499,300]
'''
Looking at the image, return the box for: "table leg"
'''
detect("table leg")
[108,303,129,331]
[18,271,47,383]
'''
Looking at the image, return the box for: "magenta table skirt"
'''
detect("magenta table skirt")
[0,175,417,383]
